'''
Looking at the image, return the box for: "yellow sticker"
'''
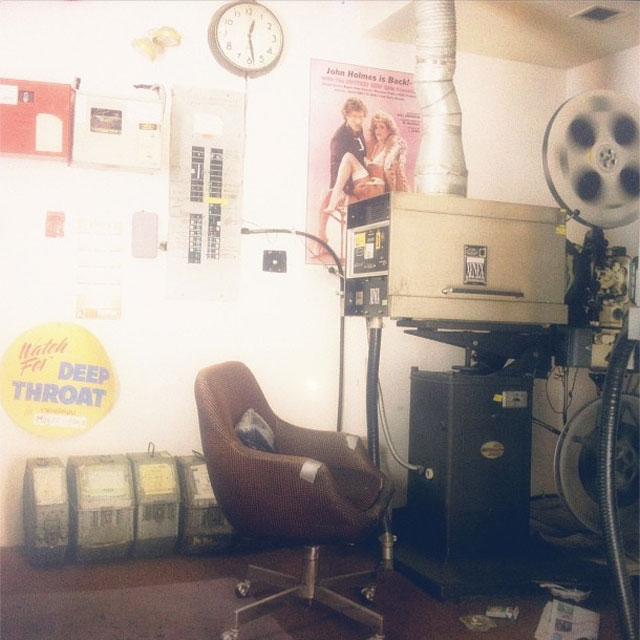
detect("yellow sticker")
[204,196,228,205]
[555,224,566,235]
[0,323,117,438]
[139,463,175,495]
[354,232,366,248]
[493,393,503,403]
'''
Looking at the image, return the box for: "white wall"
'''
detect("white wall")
[0,1,637,547]
[567,45,640,106]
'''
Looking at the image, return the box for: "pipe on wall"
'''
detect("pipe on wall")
[413,0,468,196]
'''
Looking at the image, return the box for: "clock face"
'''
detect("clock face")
[209,1,284,77]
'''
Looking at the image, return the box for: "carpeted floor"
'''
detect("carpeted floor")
[1,578,292,640]
[1,542,630,640]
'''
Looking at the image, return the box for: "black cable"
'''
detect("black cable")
[597,317,638,640]
[532,417,562,436]
[545,366,579,421]
[530,493,560,501]
[366,324,382,467]
[545,366,565,415]
[241,227,343,279]
[240,227,345,432]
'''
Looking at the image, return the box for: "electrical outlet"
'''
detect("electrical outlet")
[262,250,287,273]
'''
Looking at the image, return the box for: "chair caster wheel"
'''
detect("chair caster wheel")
[360,583,376,604]
[235,580,251,598]
[220,630,239,640]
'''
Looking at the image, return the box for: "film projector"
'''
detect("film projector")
[545,90,639,561]
[344,89,638,598]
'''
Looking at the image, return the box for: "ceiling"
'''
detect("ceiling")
[366,1,640,68]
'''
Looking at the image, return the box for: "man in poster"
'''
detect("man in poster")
[317,97,368,247]
[329,97,368,199]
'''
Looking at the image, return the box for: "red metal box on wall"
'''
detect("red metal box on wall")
[0,79,73,160]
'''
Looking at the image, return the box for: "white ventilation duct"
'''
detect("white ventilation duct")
[414,0,468,196]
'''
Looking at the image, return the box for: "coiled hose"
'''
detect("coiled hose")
[365,319,393,558]
[366,322,382,467]
[597,317,638,640]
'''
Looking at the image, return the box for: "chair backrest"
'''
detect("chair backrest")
[194,361,278,525]
[195,361,277,436]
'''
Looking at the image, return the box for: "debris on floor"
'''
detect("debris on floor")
[485,604,519,620]
[535,599,600,640]
[459,614,497,632]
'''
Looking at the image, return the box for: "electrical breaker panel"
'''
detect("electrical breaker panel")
[72,91,163,170]
[0,78,73,160]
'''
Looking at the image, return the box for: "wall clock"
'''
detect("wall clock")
[208,1,284,77]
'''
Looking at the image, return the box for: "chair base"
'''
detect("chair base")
[220,545,385,640]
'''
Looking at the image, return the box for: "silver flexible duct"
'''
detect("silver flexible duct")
[414,0,468,196]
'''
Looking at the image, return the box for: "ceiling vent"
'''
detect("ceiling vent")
[571,5,622,22]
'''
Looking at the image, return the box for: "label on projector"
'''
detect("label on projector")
[502,390,528,408]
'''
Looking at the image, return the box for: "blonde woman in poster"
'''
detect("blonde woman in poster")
[324,111,409,215]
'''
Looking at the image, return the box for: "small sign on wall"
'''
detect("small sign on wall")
[0,323,117,438]
[45,211,65,238]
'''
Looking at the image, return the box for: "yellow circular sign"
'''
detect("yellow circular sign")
[1,323,117,438]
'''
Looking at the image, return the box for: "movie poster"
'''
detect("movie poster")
[305,59,421,265]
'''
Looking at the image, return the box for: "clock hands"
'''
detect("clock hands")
[248,19,255,63]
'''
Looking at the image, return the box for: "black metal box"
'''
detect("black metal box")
[405,368,533,560]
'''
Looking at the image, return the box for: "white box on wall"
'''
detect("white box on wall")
[72,91,163,171]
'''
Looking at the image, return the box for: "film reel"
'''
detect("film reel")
[543,90,639,228]
[554,394,639,548]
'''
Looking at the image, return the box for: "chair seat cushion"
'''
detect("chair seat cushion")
[235,408,278,453]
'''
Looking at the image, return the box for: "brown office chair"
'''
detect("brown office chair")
[195,361,394,640]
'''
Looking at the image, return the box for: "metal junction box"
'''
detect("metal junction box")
[66,454,135,562]
[345,192,568,326]
[23,457,69,565]
[175,455,235,554]
[72,91,163,170]
[127,451,180,557]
